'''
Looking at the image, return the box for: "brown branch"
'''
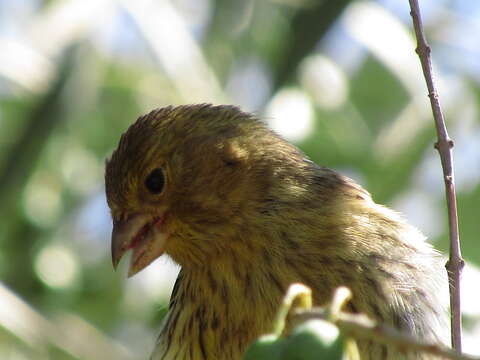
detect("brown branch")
[407,0,464,352]
[293,308,479,360]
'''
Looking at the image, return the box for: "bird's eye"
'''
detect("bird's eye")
[145,168,165,194]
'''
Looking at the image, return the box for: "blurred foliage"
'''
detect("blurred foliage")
[0,0,479,359]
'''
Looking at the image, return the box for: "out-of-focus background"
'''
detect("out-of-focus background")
[0,0,479,359]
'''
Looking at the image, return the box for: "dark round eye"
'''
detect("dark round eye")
[145,168,165,194]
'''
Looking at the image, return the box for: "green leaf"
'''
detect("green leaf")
[243,334,287,360]
[281,320,344,360]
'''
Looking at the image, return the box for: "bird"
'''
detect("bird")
[105,103,447,360]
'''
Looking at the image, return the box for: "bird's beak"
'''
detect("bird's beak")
[111,213,168,277]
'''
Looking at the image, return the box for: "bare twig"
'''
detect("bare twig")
[407,0,464,352]
[293,308,479,360]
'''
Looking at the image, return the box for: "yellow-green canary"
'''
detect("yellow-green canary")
[105,104,446,359]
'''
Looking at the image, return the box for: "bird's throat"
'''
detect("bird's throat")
[153,255,290,360]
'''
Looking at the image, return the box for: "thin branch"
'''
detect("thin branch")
[407,0,464,352]
[293,308,479,360]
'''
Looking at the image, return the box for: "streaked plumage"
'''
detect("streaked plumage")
[105,104,447,359]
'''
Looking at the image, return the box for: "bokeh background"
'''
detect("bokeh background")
[0,0,479,359]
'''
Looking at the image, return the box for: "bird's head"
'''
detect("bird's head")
[105,104,305,276]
